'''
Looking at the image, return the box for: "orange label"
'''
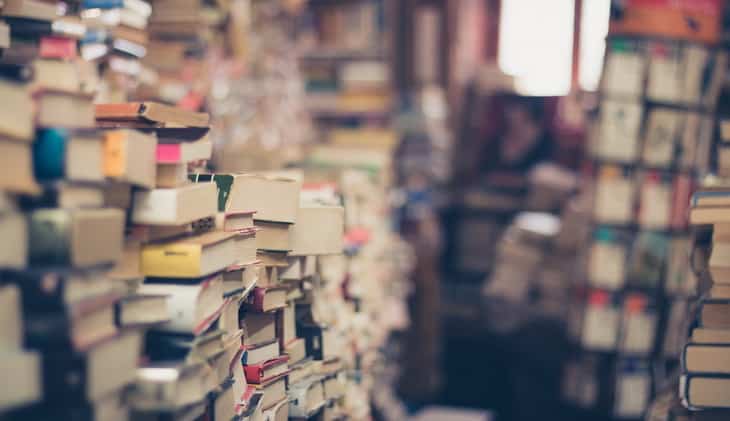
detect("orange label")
[103,131,126,177]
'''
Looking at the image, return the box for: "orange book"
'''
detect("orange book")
[95,102,210,128]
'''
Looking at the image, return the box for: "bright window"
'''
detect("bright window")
[579,0,611,91]
[498,0,575,96]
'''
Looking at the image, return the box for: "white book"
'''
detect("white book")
[132,182,217,225]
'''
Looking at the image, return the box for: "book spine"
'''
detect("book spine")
[41,353,89,404]
[244,288,266,312]
[33,128,68,180]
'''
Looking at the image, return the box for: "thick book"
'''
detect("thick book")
[240,312,277,348]
[21,182,105,209]
[2,0,59,21]
[224,210,256,232]
[254,221,291,252]
[95,102,210,128]
[681,374,730,409]
[233,229,257,265]
[132,182,217,225]
[138,274,224,335]
[243,355,290,384]
[0,285,22,349]
[0,80,34,141]
[13,269,116,311]
[155,163,188,188]
[23,292,119,351]
[36,90,95,129]
[683,343,730,375]
[243,286,287,313]
[103,129,157,188]
[116,293,170,328]
[190,173,300,222]
[699,299,730,329]
[42,330,141,404]
[34,129,104,182]
[242,339,280,366]
[247,376,286,411]
[28,208,124,268]
[144,329,227,364]
[141,230,237,278]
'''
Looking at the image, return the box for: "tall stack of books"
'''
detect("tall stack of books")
[0,1,146,419]
[681,178,730,414]
[563,7,727,417]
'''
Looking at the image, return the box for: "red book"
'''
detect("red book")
[243,356,290,384]
[39,36,77,59]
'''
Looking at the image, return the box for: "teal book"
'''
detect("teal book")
[28,209,72,266]
[33,128,68,181]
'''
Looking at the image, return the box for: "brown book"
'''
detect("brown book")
[112,25,149,46]
[2,0,58,21]
[0,79,34,141]
[36,90,95,129]
[95,102,209,128]
[0,139,40,194]
[0,22,9,49]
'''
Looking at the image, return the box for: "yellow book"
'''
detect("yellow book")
[141,230,238,278]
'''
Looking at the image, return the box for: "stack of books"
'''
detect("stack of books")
[0,1,144,418]
[682,180,730,413]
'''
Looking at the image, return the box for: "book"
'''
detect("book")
[289,205,344,256]
[191,173,300,222]
[699,299,730,329]
[683,343,730,374]
[141,230,237,278]
[0,80,34,141]
[34,129,104,182]
[240,312,277,346]
[2,0,59,21]
[243,355,290,384]
[242,339,280,366]
[587,227,627,290]
[28,208,124,268]
[595,100,643,163]
[0,349,41,411]
[33,59,81,93]
[42,330,141,403]
[24,292,119,351]
[234,229,258,265]
[36,90,95,129]
[248,376,286,411]
[254,221,291,252]
[103,129,158,188]
[95,102,210,128]
[323,374,344,399]
[692,328,730,344]
[116,293,170,327]
[0,139,40,194]
[593,165,636,224]
[132,182,217,225]
[138,274,224,335]
[680,374,730,409]
[39,36,78,59]
[260,397,288,421]
[223,210,255,232]
[581,290,620,351]
[618,294,657,355]
[0,212,27,269]
[244,286,287,313]
[284,338,307,366]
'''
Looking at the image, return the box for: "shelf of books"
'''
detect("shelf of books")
[0,1,410,420]
[562,2,727,419]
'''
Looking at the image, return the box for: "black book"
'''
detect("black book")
[3,17,52,40]
[299,322,326,361]
[0,60,34,82]
[40,330,141,404]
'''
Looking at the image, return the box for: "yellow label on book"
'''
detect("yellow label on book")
[141,243,203,278]
[103,131,126,178]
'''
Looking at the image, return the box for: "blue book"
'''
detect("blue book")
[33,128,68,181]
[81,0,124,9]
